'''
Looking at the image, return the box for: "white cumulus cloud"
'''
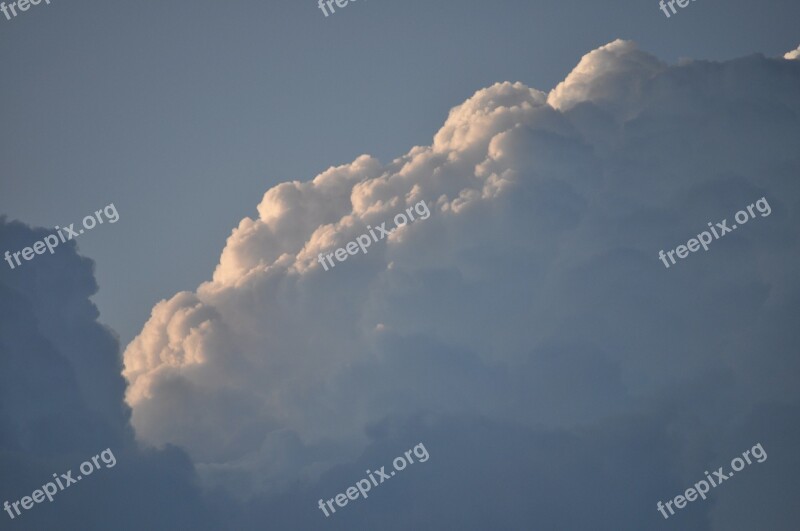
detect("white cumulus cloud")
[122,39,800,524]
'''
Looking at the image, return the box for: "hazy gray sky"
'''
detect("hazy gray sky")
[1,0,798,344]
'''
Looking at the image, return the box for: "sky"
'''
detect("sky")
[1,0,799,346]
[1,0,800,530]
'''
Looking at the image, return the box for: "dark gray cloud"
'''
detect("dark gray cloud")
[0,218,223,531]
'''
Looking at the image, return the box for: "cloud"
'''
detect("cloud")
[785,45,800,60]
[548,39,664,115]
[0,218,223,531]
[106,39,800,529]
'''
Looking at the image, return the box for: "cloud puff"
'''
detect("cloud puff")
[123,41,800,528]
[548,39,664,115]
[785,45,800,60]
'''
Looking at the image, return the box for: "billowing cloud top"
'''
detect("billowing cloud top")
[122,40,800,528]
